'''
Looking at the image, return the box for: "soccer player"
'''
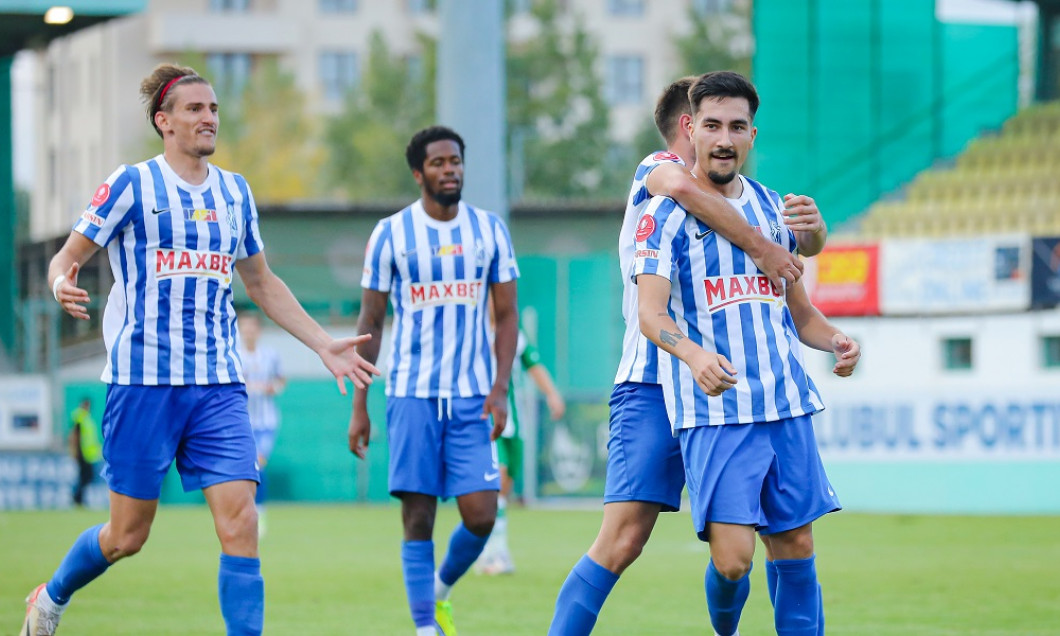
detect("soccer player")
[349,125,519,636]
[67,397,102,508]
[23,63,380,636]
[237,312,286,537]
[475,323,565,575]
[634,70,861,636]
[548,77,827,635]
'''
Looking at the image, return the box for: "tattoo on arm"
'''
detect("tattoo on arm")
[660,330,685,347]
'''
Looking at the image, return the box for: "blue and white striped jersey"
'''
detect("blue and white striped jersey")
[73,155,264,386]
[614,151,685,385]
[632,175,825,429]
[239,344,283,432]
[361,200,520,399]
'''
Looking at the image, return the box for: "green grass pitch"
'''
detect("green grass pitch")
[3,505,1058,634]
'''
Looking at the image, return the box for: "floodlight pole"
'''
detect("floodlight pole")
[436,0,508,220]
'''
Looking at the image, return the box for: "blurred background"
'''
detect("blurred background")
[1,0,1058,515]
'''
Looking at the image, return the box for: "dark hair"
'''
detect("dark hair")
[405,126,466,172]
[688,71,760,120]
[654,76,696,145]
[140,63,210,139]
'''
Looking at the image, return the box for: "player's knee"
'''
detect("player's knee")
[463,516,495,538]
[214,503,258,547]
[772,529,815,560]
[712,555,753,581]
[107,527,151,560]
[610,529,647,568]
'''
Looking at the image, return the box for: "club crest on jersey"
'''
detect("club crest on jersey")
[769,221,783,242]
[432,244,464,257]
[226,204,238,233]
[703,275,783,313]
[635,214,656,242]
[652,151,681,163]
[409,281,484,309]
[90,183,110,208]
[155,248,234,286]
[183,208,218,223]
[474,240,489,266]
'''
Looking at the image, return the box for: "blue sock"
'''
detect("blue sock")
[547,555,619,636]
[705,559,751,636]
[46,524,110,604]
[817,584,825,635]
[765,559,779,607]
[773,556,820,636]
[402,540,435,628]
[218,554,264,636]
[437,523,489,586]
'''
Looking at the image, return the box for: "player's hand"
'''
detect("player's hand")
[687,349,738,397]
[321,335,381,395]
[783,194,825,234]
[546,394,566,421]
[751,240,803,289]
[54,262,92,320]
[831,333,861,377]
[347,405,372,459]
[482,384,509,441]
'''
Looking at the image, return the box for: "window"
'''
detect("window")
[607,0,643,16]
[942,337,973,371]
[319,0,356,12]
[692,0,732,15]
[1043,335,1060,368]
[605,55,644,105]
[206,53,252,96]
[408,0,435,13]
[319,51,359,102]
[210,0,250,11]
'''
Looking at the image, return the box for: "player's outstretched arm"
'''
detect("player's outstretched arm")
[786,279,860,377]
[235,252,380,395]
[527,364,566,421]
[49,232,101,320]
[348,288,388,459]
[783,193,828,257]
[647,163,802,288]
[484,281,518,440]
[637,273,737,397]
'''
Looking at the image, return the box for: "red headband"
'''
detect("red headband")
[157,75,187,109]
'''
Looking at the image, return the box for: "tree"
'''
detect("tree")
[208,59,326,202]
[507,0,617,200]
[322,31,436,201]
[674,1,752,78]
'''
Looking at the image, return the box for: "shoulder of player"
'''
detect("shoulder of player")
[741,175,783,209]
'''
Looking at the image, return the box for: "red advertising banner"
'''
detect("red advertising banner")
[805,244,880,316]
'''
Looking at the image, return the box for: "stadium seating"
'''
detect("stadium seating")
[857,102,1060,238]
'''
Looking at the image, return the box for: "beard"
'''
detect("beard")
[426,183,462,206]
[707,169,737,185]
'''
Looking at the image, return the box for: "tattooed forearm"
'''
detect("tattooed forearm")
[660,330,685,347]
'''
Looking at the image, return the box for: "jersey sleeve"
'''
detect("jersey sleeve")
[488,215,520,285]
[361,219,395,292]
[519,338,542,370]
[235,176,264,260]
[73,166,137,247]
[631,197,684,282]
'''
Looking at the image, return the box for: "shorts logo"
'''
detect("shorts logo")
[155,248,234,285]
[183,208,218,223]
[432,244,464,257]
[80,211,104,228]
[408,280,483,309]
[652,151,681,163]
[703,275,783,313]
[635,214,656,242]
[90,183,110,208]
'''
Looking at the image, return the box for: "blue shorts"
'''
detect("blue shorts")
[101,384,259,500]
[252,428,277,461]
[604,382,684,512]
[386,396,500,499]
[679,414,841,541]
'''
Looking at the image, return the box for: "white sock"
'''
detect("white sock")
[37,587,67,613]
[415,627,436,636]
[434,571,452,601]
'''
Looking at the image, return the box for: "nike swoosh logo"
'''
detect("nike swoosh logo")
[484,471,500,481]
[695,229,714,240]
[152,208,171,215]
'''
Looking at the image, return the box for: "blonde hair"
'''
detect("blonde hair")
[140,63,208,138]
